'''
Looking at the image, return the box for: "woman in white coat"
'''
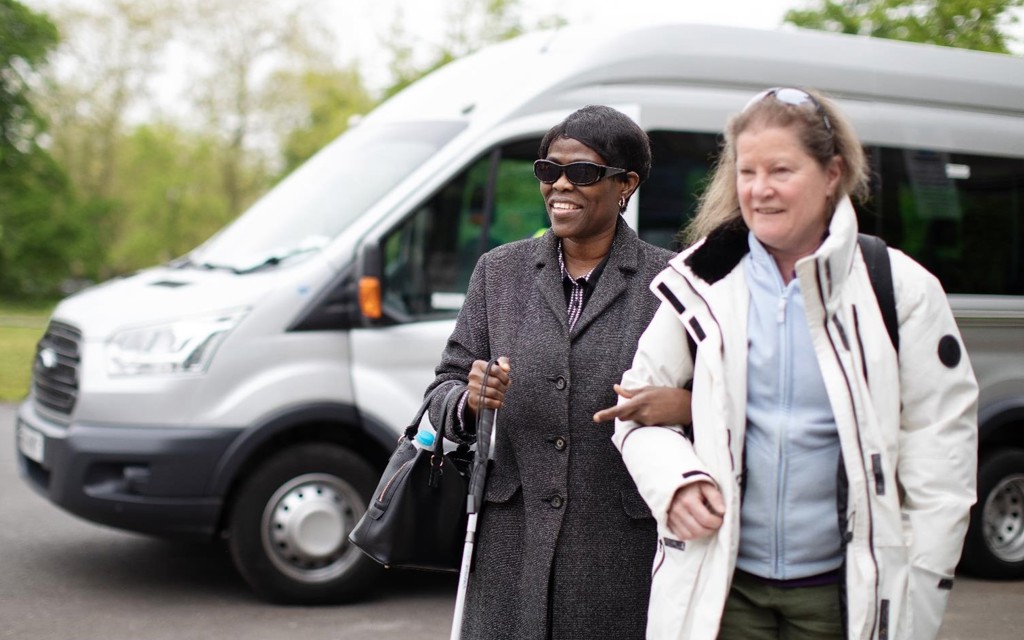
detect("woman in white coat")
[603,88,979,640]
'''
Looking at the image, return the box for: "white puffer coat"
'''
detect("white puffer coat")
[613,198,978,640]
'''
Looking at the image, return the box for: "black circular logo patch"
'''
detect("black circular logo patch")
[938,335,961,368]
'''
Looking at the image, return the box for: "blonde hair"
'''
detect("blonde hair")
[682,88,869,245]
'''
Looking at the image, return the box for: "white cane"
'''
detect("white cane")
[450,405,497,640]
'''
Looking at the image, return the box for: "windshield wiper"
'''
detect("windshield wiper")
[183,261,245,273]
[167,255,197,269]
[231,246,321,275]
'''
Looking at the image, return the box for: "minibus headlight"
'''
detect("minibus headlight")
[105,308,248,376]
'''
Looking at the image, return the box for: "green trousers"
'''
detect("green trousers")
[716,570,844,640]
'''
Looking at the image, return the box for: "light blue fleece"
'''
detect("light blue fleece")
[736,233,843,580]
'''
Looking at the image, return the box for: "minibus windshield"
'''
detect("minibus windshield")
[189,120,467,273]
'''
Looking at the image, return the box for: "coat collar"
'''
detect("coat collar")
[807,196,859,303]
[532,216,641,339]
[671,196,860,304]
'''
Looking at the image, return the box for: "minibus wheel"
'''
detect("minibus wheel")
[227,442,382,603]
[961,448,1024,579]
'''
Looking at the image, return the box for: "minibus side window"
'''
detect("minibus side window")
[874,147,1024,295]
[379,138,546,321]
[489,139,549,252]
[639,131,721,251]
[381,167,477,318]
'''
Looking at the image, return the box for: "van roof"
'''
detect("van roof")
[572,23,1023,112]
[369,22,1024,125]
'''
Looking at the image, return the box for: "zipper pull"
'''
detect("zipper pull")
[871,453,886,496]
[776,296,786,324]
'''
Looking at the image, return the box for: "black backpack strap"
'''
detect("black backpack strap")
[857,233,899,355]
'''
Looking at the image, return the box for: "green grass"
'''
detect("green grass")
[0,300,56,402]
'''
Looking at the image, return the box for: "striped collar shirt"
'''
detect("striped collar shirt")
[557,240,608,330]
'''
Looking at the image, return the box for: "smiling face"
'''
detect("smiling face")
[540,137,636,246]
[736,124,841,270]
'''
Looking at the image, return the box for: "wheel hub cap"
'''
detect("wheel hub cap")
[261,473,363,582]
[983,473,1024,563]
[272,488,345,560]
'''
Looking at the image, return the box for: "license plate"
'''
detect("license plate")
[17,421,45,464]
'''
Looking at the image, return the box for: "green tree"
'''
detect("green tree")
[182,0,340,215]
[39,0,358,277]
[105,122,236,272]
[39,0,184,283]
[0,0,82,298]
[0,0,58,159]
[43,0,177,201]
[381,0,566,100]
[785,0,1023,53]
[275,66,375,175]
[29,0,560,285]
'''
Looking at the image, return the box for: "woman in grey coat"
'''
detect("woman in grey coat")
[426,105,682,639]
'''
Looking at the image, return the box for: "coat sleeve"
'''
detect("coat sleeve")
[426,252,492,445]
[890,250,979,639]
[613,301,716,535]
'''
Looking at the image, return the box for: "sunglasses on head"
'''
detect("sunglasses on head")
[744,87,833,134]
[533,159,627,186]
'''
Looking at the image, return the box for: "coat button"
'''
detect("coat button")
[549,495,564,509]
[553,436,567,451]
[554,376,567,390]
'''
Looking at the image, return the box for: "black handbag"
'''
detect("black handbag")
[349,386,472,572]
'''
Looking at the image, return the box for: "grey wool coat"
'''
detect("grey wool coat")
[427,218,674,640]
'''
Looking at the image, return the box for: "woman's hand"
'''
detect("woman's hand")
[667,481,725,540]
[592,384,692,425]
[466,356,511,415]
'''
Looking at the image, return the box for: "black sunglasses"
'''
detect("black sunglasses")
[533,159,627,186]
[744,87,833,134]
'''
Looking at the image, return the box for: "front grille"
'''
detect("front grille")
[32,321,82,415]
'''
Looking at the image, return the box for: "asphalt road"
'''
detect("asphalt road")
[2,403,1021,639]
